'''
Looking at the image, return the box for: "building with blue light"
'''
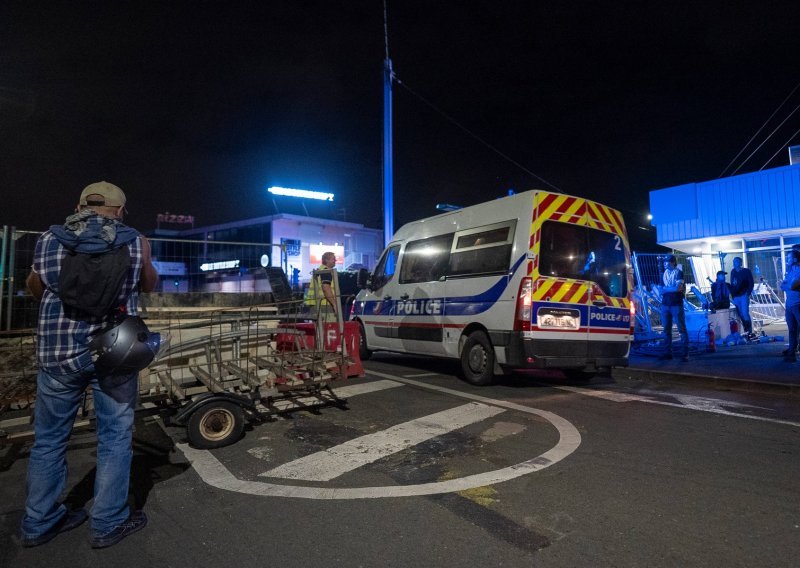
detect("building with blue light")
[649,163,800,286]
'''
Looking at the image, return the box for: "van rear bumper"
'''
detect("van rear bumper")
[491,331,630,370]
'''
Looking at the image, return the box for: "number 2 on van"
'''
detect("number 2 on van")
[351,190,634,386]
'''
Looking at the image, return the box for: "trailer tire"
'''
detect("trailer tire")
[187,401,246,449]
[460,331,496,386]
[358,322,372,360]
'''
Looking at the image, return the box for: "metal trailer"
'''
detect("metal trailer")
[1,270,361,450]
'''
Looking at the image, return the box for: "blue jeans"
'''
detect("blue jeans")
[732,294,751,329]
[21,364,137,539]
[786,304,800,355]
[661,304,689,357]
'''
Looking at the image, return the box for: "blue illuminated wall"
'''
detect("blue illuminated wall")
[649,164,800,245]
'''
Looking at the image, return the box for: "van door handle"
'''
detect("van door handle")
[400,293,410,300]
[592,300,607,307]
[383,295,392,301]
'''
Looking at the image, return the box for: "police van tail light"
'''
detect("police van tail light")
[515,277,532,332]
[629,302,636,318]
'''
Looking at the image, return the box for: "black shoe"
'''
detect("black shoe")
[681,356,689,362]
[19,508,87,548]
[90,511,147,549]
[658,353,673,360]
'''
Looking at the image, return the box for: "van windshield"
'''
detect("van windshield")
[538,220,628,298]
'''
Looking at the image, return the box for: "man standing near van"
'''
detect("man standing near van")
[305,251,338,320]
[659,255,689,362]
[729,257,755,338]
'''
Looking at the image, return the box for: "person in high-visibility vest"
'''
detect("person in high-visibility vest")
[305,251,338,320]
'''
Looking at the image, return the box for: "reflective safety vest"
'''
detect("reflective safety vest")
[304,266,338,307]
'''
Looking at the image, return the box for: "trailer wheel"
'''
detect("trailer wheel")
[187,401,245,449]
[460,331,496,386]
[358,322,372,360]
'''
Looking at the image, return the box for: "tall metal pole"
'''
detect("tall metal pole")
[0,225,8,330]
[382,0,394,247]
[383,58,394,247]
[5,227,16,331]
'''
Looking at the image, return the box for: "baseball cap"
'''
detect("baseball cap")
[666,255,677,263]
[79,181,127,208]
[716,270,727,276]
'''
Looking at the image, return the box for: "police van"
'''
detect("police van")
[351,190,634,385]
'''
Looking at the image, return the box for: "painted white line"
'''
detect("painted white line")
[330,379,404,398]
[555,385,800,427]
[176,370,581,499]
[403,372,438,378]
[264,379,403,413]
[261,402,505,481]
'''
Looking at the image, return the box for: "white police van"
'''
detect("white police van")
[351,190,634,385]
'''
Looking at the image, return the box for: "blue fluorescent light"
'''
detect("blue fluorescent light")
[267,186,334,201]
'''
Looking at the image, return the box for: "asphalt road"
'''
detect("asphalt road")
[1,355,799,567]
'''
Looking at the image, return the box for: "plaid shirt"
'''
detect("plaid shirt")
[32,231,145,374]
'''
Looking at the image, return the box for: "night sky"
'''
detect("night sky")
[2,1,799,251]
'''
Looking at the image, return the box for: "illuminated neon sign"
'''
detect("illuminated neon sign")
[267,186,334,201]
[200,260,240,271]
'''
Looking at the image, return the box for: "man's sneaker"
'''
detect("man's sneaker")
[19,508,87,547]
[658,353,673,361]
[90,511,147,549]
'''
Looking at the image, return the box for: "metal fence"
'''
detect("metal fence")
[0,226,292,331]
[631,251,787,344]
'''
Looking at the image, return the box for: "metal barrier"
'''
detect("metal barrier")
[0,226,294,331]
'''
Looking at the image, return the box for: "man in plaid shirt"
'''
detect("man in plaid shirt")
[19,182,157,548]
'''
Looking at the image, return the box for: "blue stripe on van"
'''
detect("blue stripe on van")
[357,253,527,317]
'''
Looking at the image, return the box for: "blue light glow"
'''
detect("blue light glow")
[267,186,334,201]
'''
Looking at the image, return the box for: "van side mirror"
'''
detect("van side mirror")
[356,268,370,290]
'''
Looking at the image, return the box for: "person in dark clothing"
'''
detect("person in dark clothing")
[659,255,689,362]
[729,257,755,336]
[20,182,157,549]
[710,270,731,310]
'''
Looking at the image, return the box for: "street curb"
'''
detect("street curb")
[612,366,800,398]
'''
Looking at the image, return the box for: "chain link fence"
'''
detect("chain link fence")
[0,227,295,332]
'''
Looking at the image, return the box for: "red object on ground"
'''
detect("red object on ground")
[706,327,716,352]
[276,321,364,378]
[729,319,739,334]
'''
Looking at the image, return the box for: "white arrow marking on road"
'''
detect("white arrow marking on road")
[261,402,505,481]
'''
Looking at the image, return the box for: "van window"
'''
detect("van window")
[372,244,400,289]
[539,220,628,297]
[449,221,516,278]
[399,233,453,284]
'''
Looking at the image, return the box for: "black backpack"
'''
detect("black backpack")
[59,245,132,319]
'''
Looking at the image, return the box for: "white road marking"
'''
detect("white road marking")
[556,385,800,427]
[263,379,403,413]
[403,372,438,377]
[330,379,404,398]
[261,402,505,481]
[177,371,582,499]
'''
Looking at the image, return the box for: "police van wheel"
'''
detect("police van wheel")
[358,322,372,360]
[460,331,496,386]
[187,401,246,449]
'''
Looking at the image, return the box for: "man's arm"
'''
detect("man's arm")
[321,282,337,313]
[139,236,158,293]
[26,270,44,301]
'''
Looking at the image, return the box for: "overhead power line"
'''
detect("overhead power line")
[759,126,800,171]
[729,100,800,176]
[719,79,800,178]
[393,75,565,194]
